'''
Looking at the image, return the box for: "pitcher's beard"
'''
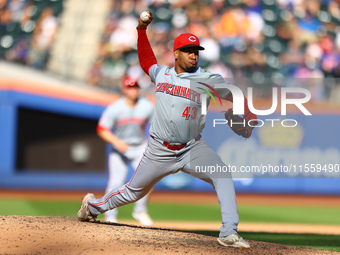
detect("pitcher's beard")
[186,65,196,73]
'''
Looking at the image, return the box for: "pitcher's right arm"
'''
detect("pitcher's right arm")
[136,11,157,76]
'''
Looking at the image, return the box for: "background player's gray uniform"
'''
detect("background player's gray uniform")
[98,97,153,221]
[89,65,240,237]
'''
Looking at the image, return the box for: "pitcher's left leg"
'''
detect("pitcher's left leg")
[182,140,239,236]
[182,140,250,248]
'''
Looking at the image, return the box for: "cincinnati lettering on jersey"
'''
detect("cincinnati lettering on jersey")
[155,82,200,103]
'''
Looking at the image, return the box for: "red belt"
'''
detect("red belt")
[150,135,187,151]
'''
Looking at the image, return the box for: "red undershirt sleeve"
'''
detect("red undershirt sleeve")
[96,124,109,133]
[137,27,157,75]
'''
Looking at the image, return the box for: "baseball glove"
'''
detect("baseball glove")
[224,108,258,138]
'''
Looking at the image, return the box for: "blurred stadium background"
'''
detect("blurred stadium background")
[0,0,340,195]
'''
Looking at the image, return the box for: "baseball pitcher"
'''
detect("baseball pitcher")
[78,11,258,249]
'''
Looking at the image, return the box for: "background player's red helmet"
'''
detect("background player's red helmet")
[122,76,139,88]
[173,33,205,51]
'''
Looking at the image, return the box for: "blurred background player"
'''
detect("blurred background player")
[96,76,154,226]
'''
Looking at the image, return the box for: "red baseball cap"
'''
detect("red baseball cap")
[173,33,205,51]
[122,76,139,88]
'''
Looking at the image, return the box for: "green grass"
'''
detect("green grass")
[1,200,340,225]
[1,199,340,251]
[190,231,340,252]
[241,232,340,252]
[0,199,80,217]
[238,205,340,225]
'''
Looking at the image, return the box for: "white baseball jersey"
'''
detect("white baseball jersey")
[148,65,230,144]
[98,97,153,145]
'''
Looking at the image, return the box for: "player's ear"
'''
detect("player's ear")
[174,49,179,60]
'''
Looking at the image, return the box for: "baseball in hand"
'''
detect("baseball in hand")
[140,11,150,22]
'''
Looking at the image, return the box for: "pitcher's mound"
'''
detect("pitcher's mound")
[0,216,334,254]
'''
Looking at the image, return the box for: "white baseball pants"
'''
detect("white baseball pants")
[89,136,239,237]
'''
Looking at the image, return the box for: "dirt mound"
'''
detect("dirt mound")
[0,216,337,255]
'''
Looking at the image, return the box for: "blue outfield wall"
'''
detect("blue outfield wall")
[0,90,107,190]
[0,90,339,194]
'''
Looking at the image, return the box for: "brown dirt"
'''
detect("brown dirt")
[1,190,340,254]
[1,215,339,255]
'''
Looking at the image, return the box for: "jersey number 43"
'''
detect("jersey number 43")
[182,106,197,120]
